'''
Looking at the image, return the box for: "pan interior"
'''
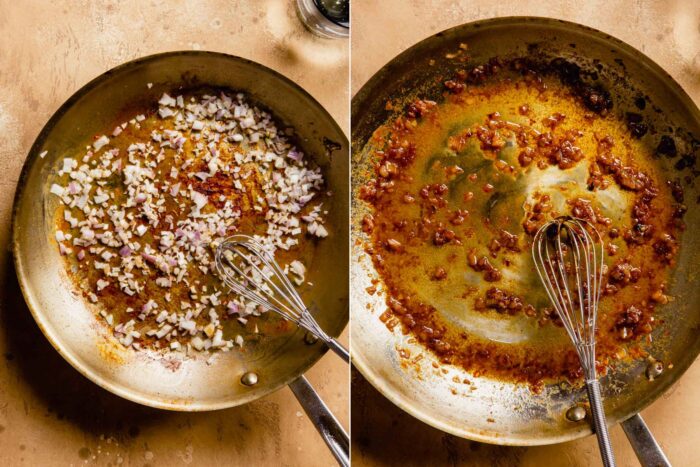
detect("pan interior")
[13,52,348,410]
[359,72,679,386]
[351,18,700,445]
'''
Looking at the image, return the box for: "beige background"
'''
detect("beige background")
[351,1,700,466]
[0,1,348,466]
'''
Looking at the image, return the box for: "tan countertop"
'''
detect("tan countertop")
[351,1,700,466]
[0,1,348,466]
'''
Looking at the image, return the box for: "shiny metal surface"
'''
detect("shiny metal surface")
[351,17,700,445]
[13,51,349,411]
[241,371,260,387]
[566,406,587,423]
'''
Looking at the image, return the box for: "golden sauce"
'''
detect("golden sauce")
[360,68,683,388]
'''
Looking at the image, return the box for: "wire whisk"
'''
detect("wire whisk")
[215,234,349,362]
[532,216,615,467]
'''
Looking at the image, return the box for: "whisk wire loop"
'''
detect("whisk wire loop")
[532,216,615,467]
[214,235,347,361]
[533,217,604,380]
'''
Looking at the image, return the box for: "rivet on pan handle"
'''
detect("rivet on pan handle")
[289,375,349,467]
[621,414,671,467]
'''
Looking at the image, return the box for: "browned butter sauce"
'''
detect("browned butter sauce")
[360,61,684,389]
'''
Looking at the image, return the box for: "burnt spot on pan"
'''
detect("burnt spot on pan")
[323,137,342,160]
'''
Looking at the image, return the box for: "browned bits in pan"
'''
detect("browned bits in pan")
[361,214,375,234]
[405,99,437,119]
[432,267,447,281]
[608,260,641,285]
[543,112,566,129]
[359,55,685,388]
[450,209,469,226]
[518,147,534,167]
[358,180,378,202]
[476,126,506,151]
[616,305,650,340]
[626,112,648,138]
[474,287,525,314]
[650,287,669,304]
[444,80,465,94]
[433,227,457,246]
[467,250,502,282]
[656,135,677,157]
[445,164,464,179]
[668,179,684,203]
[653,234,678,264]
[385,238,403,252]
[568,198,612,227]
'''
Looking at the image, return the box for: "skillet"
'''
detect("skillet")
[351,17,700,464]
[13,51,349,465]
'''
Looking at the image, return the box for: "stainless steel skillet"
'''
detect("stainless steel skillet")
[13,51,349,465]
[351,17,700,465]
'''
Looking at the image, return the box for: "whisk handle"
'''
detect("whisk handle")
[586,379,617,467]
[326,338,350,363]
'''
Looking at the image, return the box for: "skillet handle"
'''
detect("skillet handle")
[289,375,349,467]
[621,414,671,467]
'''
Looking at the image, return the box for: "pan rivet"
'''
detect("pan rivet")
[241,372,259,386]
[566,406,587,422]
[646,361,664,381]
[304,332,318,345]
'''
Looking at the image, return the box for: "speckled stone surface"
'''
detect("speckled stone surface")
[0,1,348,466]
[350,1,699,466]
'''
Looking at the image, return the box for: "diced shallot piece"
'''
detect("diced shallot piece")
[50,184,65,196]
[158,93,177,107]
[93,135,110,151]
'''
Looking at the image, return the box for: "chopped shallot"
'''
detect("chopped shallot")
[48,89,328,354]
[93,135,110,151]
